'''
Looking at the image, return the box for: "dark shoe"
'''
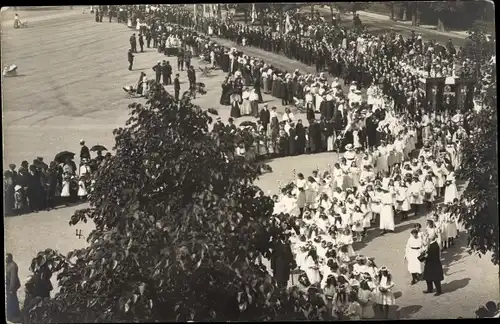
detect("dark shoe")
[434,292,442,296]
[411,279,417,285]
[423,290,433,294]
[380,230,386,235]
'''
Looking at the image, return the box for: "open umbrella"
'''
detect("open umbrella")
[90,145,108,152]
[54,151,75,164]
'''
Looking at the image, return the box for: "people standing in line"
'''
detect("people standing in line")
[174,73,180,101]
[138,33,144,52]
[405,228,424,285]
[130,33,137,53]
[162,61,172,85]
[6,253,21,322]
[128,49,134,71]
[422,218,444,296]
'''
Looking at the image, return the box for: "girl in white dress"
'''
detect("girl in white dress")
[404,229,424,284]
[351,206,365,241]
[358,277,375,319]
[349,161,361,189]
[423,174,437,211]
[332,163,344,190]
[340,158,352,189]
[444,169,459,205]
[296,173,307,216]
[306,176,319,208]
[241,88,251,116]
[409,176,424,216]
[379,187,395,234]
[396,180,411,221]
[432,160,447,198]
[359,196,372,234]
[77,176,88,200]
[368,185,380,219]
[376,141,389,176]
[374,267,395,319]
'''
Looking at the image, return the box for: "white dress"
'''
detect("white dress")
[296,179,307,208]
[423,180,436,202]
[405,236,424,274]
[444,173,459,204]
[375,275,395,305]
[409,181,424,205]
[77,180,88,197]
[396,186,411,211]
[379,192,395,231]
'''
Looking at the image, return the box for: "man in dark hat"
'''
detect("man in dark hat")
[128,49,134,71]
[130,33,137,53]
[177,47,185,71]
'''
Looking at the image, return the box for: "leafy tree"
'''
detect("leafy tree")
[427,0,466,31]
[457,28,498,266]
[332,2,369,17]
[23,84,304,322]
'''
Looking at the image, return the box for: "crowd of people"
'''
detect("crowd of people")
[3,141,111,216]
[102,5,492,319]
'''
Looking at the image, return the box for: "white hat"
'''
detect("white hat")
[15,185,22,192]
[80,139,85,144]
[345,144,354,151]
[354,90,362,94]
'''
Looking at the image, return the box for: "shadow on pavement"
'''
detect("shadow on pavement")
[442,277,471,295]
[394,291,403,299]
[396,304,423,319]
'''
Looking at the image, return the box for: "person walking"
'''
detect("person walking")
[177,47,185,71]
[422,218,444,296]
[128,49,134,71]
[174,74,180,101]
[6,253,21,322]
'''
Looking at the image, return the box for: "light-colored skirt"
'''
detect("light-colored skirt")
[444,184,459,204]
[374,288,396,306]
[61,180,71,197]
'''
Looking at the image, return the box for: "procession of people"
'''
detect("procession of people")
[3,141,110,216]
[4,4,494,321]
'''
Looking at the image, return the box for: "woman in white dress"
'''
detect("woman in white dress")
[368,185,380,219]
[379,187,395,234]
[142,75,149,98]
[374,267,395,319]
[351,206,365,241]
[405,228,424,285]
[359,196,372,234]
[444,168,459,205]
[249,89,259,117]
[340,157,352,189]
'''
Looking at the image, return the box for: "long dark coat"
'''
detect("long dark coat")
[288,128,297,156]
[295,124,306,154]
[423,241,444,282]
[271,240,294,288]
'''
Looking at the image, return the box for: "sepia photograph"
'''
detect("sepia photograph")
[2,3,498,322]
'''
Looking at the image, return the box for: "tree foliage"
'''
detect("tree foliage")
[24,84,305,322]
[457,28,498,265]
[331,2,369,15]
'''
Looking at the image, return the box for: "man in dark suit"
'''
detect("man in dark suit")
[187,65,196,98]
[130,33,137,53]
[254,74,263,103]
[152,62,162,83]
[127,49,134,71]
[79,140,91,162]
[162,61,172,85]
[259,104,270,133]
[138,33,144,52]
[174,74,180,100]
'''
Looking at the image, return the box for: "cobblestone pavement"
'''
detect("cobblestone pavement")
[3,12,498,319]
